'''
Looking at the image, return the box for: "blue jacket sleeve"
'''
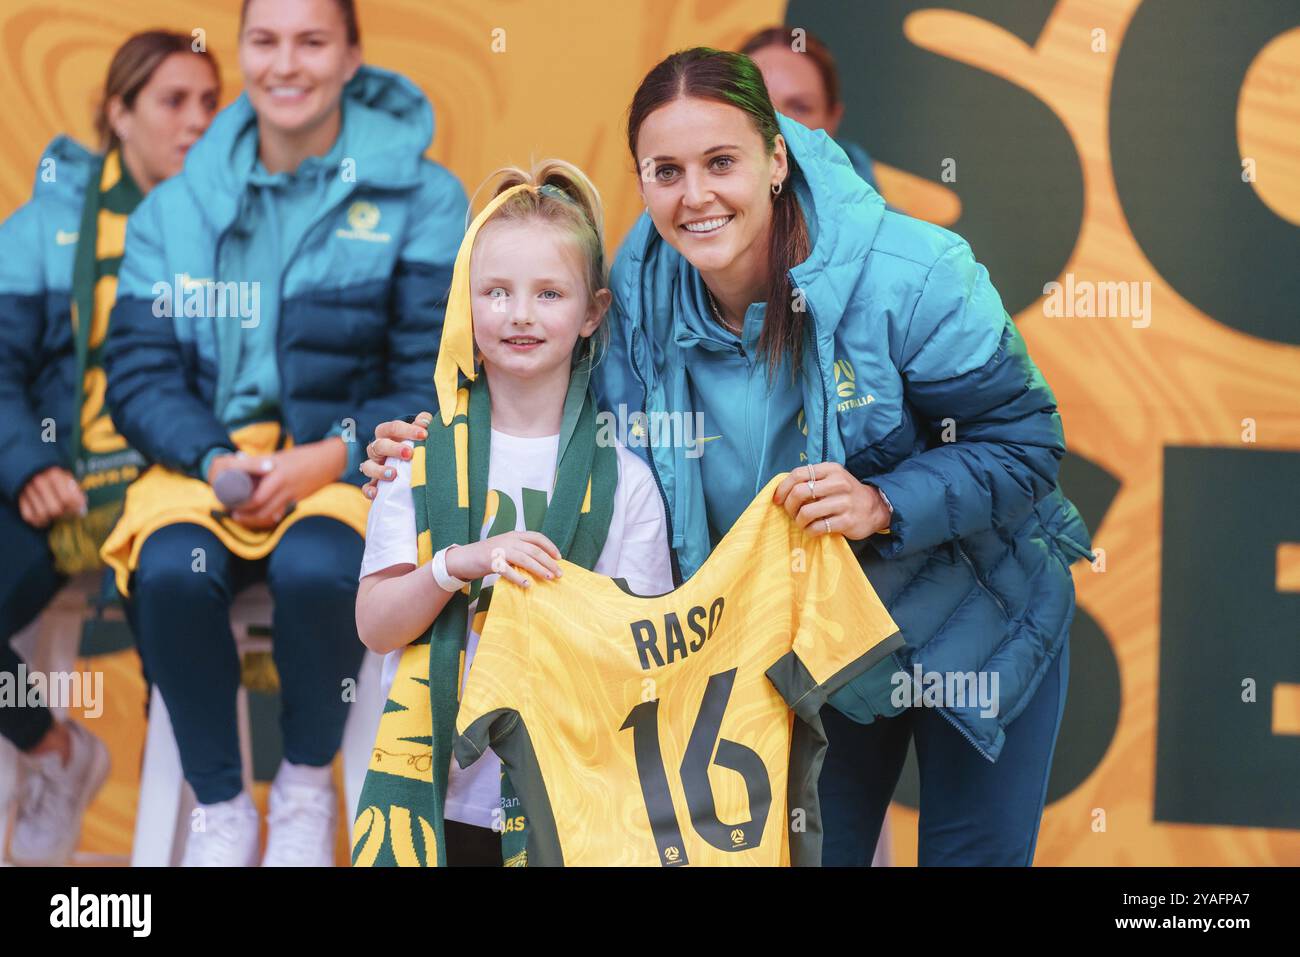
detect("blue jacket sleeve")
[104,193,233,479]
[865,240,1066,558]
[0,201,67,501]
[339,165,465,482]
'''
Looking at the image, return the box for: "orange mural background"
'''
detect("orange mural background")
[1,0,1297,866]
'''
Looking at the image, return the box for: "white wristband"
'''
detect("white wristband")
[431,545,468,593]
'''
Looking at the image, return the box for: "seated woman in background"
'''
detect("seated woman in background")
[0,30,220,866]
[100,0,465,867]
[740,26,880,192]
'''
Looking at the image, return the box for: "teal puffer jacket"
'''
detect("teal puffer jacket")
[597,114,1093,761]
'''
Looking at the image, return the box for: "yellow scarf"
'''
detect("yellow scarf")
[100,423,369,597]
[432,184,532,425]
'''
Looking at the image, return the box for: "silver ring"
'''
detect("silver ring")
[807,477,818,500]
[822,517,832,534]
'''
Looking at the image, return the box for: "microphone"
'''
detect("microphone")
[213,469,254,509]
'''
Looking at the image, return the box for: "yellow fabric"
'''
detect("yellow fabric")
[100,148,121,191]
[100,423,369,596]
[432,184,532,425]
[455,473,899,866]
[95,208,126,260]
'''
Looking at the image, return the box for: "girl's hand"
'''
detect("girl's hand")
[359,412,433,499]
[773,462,892,540]
[444,531,562,588]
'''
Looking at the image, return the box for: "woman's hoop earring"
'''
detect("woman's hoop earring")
[771,181,783,198]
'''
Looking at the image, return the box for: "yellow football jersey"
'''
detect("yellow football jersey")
[453,473,902,866]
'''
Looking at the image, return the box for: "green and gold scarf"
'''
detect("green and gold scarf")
[48,149,146,574]
[351,358,617,866]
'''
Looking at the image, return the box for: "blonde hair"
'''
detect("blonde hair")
[470,159,610,360]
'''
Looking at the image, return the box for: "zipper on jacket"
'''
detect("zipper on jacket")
[954,540,1013,620]
[799,289,830,459]
[936,705,996,763]
[630,325,681,586]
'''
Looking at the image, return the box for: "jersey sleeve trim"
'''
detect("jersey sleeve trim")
[765,629,904,724]
[786,712,830,867]
[455,713,567,867]
[454,707,518,768]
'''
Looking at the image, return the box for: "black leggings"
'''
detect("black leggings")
[444,820,503,866]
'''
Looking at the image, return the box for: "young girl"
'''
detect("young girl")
[353,161,673,867]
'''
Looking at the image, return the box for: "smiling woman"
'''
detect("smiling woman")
[598,47,1092,867]
[239,0,362,174]
[97,0,468,868]
[630,50,806,376]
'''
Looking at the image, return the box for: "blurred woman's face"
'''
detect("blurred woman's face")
[111,53,219,190]
[239,0,360,139]
[635,96,787,284]
[748,44,843,135]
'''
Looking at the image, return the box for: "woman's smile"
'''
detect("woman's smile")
[680,215,735,236]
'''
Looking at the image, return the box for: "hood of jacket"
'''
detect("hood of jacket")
[30,135,98,206]
[179,64,435,235]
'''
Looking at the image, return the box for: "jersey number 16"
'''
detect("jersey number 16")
[620,668,772,866]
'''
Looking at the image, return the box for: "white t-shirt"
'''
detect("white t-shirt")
[358,429,674,828]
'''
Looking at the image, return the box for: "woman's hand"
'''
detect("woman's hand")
[444,531,562,589]
[18,466,86,528]
[773,462,892,540]
[359,412,433,499]
[210,439,348,529]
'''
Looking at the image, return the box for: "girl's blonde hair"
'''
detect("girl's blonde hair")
[471,159,610,359]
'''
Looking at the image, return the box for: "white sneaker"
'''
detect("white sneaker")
[180,791,260,867]
[261,770,337,867]
[9,721,110,866]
